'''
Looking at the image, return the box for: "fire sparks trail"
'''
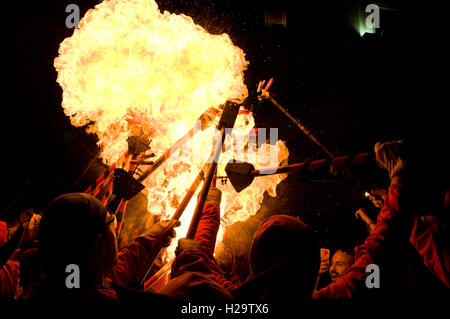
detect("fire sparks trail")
[55,0,289,261]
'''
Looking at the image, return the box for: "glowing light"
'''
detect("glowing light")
[55,0,289,261]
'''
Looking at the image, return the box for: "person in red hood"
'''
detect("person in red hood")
[0,209,42,299]
[0,219,21,299]
[0,221,6,248]
[18,193,179,300]
[313,140,450,299]
[232,214,319,300]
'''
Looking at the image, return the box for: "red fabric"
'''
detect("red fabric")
[192,202,235,290]
[107,237,154,287]
[90,287,118,299]
[158,202,236,297]
[313,182,449,299]
[0,244,42,299]
[409,216,449,288]
[249,215,308,277]
[19,239,149,299]
[194,202,221,257]
[159,249,232,299]
[144,271,170,291]
[0,221,7,247]
[0,260,20,299]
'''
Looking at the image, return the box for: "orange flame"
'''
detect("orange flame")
[54,0,289,261]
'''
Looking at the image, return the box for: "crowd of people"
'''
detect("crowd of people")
[1,140,449,301]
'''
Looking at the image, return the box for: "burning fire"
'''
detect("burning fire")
[54,0,289,261]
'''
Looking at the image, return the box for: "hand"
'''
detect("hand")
[140,219,181,247]
[259,90,270,100]
[175,238,201,256]
[318,258,330,275]
[368,188,387,209]
[20,214,41,244]
[374,140,407,178]
[318,248,330,275]
[205,187,222,206]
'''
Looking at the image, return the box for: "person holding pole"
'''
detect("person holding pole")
[18,193,179,300]
[157,186,236,299]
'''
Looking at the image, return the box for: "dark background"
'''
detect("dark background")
[1,0,447,279]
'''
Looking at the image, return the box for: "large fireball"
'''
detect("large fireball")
[54,0,289,262]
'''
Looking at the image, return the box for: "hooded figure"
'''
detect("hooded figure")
[19,193,119,299]
[20,193,178,300]
[158,188,234,299]
[233,214,319,300]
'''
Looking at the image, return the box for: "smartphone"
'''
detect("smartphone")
[320,248,330,262]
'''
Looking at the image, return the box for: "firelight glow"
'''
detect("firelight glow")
[54,0,289,261]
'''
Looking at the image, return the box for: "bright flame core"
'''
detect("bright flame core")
[55,0,249,163]
[55,0,289,261]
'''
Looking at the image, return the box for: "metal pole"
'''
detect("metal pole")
[253,152,371,177]
[137,108,220,183]
[138,161,209,287]
[185,101,240,239]
[265,94,335,158]
[185,127,225,239]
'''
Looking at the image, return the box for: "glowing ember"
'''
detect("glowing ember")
[54,0,289,261]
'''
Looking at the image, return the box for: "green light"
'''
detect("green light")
[358,20,375,37]
[354,4,377,37]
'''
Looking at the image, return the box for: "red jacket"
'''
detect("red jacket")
[0,221,7,247]
[313,182,449,299]
[108,202,232,290]
[107,237,157,288]
[157,202,235,298]
[110,202,235,292]
[17,234,164,299]
[0,260,20,299]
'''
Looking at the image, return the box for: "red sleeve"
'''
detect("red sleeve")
[194,202,221,257]
[170,202,236,291]
[107,239,152,287]
[313,183,404,299]
[0,221,7,247]
[409,216,449,288]
[0,260,20,299]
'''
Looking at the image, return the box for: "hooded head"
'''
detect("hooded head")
[38,193,118,286]
[234,215,318,299]
[249,215,313,275]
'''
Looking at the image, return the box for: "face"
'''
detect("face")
[329,250,354,282]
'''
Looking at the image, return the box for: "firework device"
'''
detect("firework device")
[225,152,372,193]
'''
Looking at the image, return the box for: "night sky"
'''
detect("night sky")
[1,0,447,276]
